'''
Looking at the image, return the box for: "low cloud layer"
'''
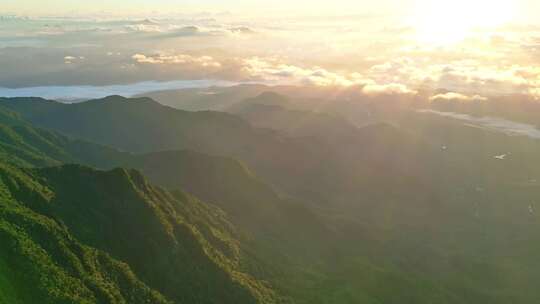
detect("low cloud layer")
[0,80,238,101]
[430,92,488,102]
[418,109,540,140]
[132,53,222,68]
[1,15,540,102]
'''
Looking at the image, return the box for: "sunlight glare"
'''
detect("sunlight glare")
[412,0,515,45]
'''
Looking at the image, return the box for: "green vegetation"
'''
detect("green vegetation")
[0,96,260,155]
[0,105,125,168]
[0,95,434,208]
[0,163,170,304]
[0,161,279,303]
[2,95,540,303]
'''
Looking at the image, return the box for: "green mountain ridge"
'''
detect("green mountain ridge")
[0,105,285,303]
[0,99,453,303]
[0,162,169,304]
[0,98,335,303]
[0,108,333,250]
[0,95,436,210]
[0,161,281,304]
[0,95,267,154]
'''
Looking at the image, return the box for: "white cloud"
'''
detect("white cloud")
[365,56,540,98]
[430,92,488,102]
[363,83,417,95]
[240,57,418,94]
[132,53,222,68]
[528,87,540,99]
[8,16,540,102]
[125,24,163,33]
[64,55,85,64]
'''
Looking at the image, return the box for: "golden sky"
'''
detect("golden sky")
[2,0,540,101]
[2,0,538,21]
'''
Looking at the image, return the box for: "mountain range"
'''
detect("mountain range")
[1,91,540,303]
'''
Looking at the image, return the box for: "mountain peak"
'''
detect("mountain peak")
[253,91,290,104]
[96,95,154,102]
[83,95,161,107]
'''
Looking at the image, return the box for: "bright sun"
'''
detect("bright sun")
[412,0,515,45]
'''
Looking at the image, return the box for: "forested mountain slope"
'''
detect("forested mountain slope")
[0,162,281,304]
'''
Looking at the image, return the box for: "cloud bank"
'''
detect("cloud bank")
[0,80,238,101]
[2,15,540,103]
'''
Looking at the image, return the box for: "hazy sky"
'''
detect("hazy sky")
[2,0,539,21]
[4,0,400,13]
[2,0,378,14]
